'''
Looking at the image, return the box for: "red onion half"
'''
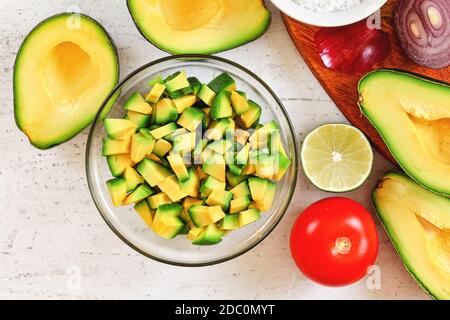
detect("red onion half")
[315,21,391,74]
[394,0,450,69]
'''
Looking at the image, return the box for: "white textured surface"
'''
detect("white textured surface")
[0,0,428,299]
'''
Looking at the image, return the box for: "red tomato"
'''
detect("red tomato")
[290,197,378,287]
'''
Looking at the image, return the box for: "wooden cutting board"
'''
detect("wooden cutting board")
[282,0,449,164]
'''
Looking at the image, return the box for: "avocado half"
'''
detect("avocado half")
[373,172,450,300]
[358,69,450,196]
[127,0,271,54]
[14,13,119,149]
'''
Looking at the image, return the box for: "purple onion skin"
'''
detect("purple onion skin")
[394,0,450,69]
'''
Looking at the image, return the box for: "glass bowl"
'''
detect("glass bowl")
[86,54,298,267]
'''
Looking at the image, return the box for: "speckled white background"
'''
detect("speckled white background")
[0,0,428,299]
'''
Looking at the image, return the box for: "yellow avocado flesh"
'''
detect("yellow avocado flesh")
[14,14,119,149]
[127,0,271,54]
[359,70,450,195]
[373,172,450,300]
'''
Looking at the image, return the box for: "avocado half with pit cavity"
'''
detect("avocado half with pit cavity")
[127,0,271,54]
[373,172,450,300]
[358,69,450,196]
[14,13,119,149]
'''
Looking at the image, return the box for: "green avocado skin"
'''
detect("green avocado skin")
[126,0,272,55]
[14,13,120,150]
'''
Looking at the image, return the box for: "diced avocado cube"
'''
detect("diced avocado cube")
[187,226,204,241]
[105,119,137,140]
[153,139,173,157]
[131,132,155,163]
[193,139,208,164]
[196,165,209,180]
[152,215,185,240]
[188,77,202,96]
[173,95,197,114]
[125,111,151,129]
[208,72,236,93]
[177,107,205,132]
[205,189,233,211]
[147,192,172,210]
[123,166,144,193]
[255,154,277,179]
[164,128,188,141]
[167,153,189,182]
[204,118,235,141]
[248,177,277,212]
[145,83,166,103]
[155,203,183,219]
[219,214,240,230]
[241,163,256,176]
[172,132,196,154]
[189,205,225,228]
[236,90,247,99]
[181,197,203,223]
[235,143,250,166]
[179,167,201,198]
[137,159,172,187]
[107,154,135,177]
[228,164,243,176]
[236,100,261,129]
[202,107,212,128]
[147,73,164,86]
[203,153,226,182]
[192,224,225,246]
[273,152,291,181]
[106,178,127,207]
[157,175,187,202]
[150,122,178,139]
[226,171,248,188]
[102,138,131,156]
[229,196,251,214]
[239,209,261,227]
[249,122,280,150]
[198,84,216,106]
[211,91,233,120]
[166,89,185,100]
[200,176,226,197]
[234,129,250,146]
[154,99,178,125]
[165,71,190,92]
[124,92,153,115]
[123,184,154,206]
[206,140,233,155]
[134,200,155,228]
[268,130,288,157]
[230,91,250,115]
[230,181,251,199]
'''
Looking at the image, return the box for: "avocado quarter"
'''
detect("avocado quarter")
[373,172,450,300]
[14,13,119,149]
[127,0,271,54]
[358,69,450,196]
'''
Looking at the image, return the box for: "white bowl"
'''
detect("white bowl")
[271,0,388,27]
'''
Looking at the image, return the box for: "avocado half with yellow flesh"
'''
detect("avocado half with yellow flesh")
[359,69,450,196]
[373,172,450,300]
[127,0,271,54]
[14,13,119,149]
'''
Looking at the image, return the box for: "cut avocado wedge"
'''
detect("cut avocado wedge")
[14,13,119,149]
[359,70,450,196]
[127,0,271,54]
[373,172,450,300]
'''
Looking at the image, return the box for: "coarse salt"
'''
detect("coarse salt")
[294,0,361,13]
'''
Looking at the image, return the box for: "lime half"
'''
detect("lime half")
[301,124,373,192]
